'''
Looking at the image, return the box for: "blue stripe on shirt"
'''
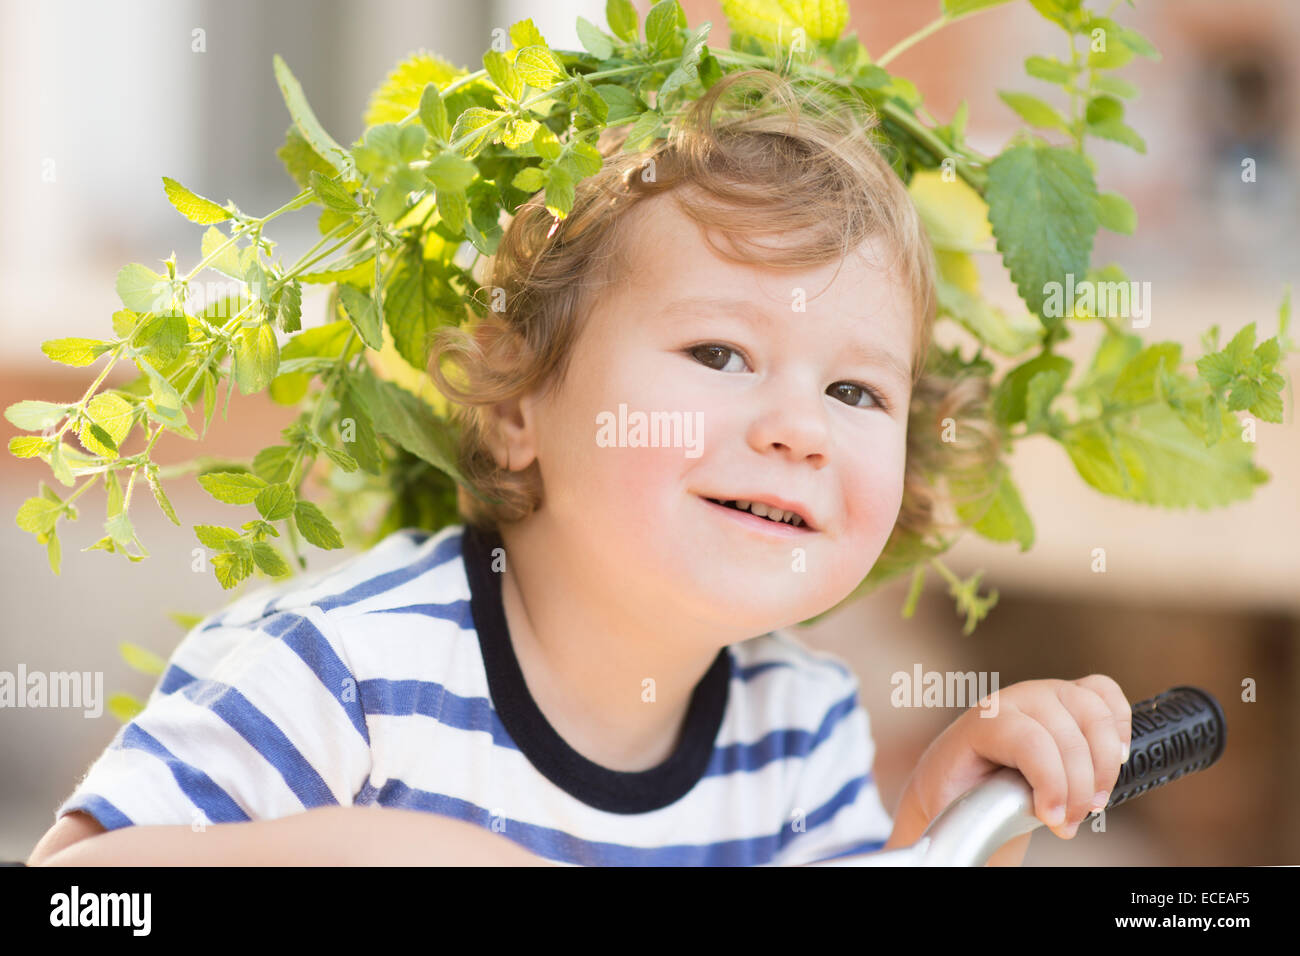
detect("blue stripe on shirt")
[114,722,251,824]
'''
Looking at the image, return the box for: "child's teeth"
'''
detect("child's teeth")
[750,502,770,518]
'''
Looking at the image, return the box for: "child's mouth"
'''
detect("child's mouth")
[700,496,816,536]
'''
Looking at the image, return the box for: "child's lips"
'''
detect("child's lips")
[698,495,817,537]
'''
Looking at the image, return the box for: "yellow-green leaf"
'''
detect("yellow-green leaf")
[41,338,113,367]
[162,176,231,224]
[78,393,137,459]
[119,641,167,676]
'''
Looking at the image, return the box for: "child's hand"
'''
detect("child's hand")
[899,675,1132,842]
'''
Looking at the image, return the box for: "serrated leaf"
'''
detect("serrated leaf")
[278,279,302,334]
[952,464,1035,550]
[146,469,180,525]
[16,497,62,537]
[338,386,384,475]
[212,550,253,589]
[576,16,615,59]
[198,471,267,504]
[294,500,345,550]
[5,400,69,431]
[119,641,167,676]
[419,82,451,141]
[233,321,280,395]
[994,353,1073,425]
[998,91,1069,132]
[719,0,848,44]
[986,144,1098,322]
[364,51,465,129]
[77,393,136,459]
[607,0,639,43]
[272,54,354,178]
[511,166,546,192]
[254,483,296,521]
[106,511,134,547]
[622,109,666,152]
[384,246,463,370]
[337,283,384,351]
[9,436,49,458]
[544,164,575,218]
[194,524,242,549]
[116,263,171,314]
[136,310,189,367]
[346,369,466,486]
[426,151,478,193]
[161,176,230,224]
[251,542,291,577]
[514,45,567,91]
[310,170,360,213]
[41,338,113,368]
[1063,404,1266,509]
[483,49,523,101]
[509,18,548,50]
[449,107,506,158]
[200,226,254,282]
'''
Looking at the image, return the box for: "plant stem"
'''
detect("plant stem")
[877,16,950,69]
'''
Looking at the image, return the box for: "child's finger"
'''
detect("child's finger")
[1055,681,1125,814]
[1071,674,1133,764]
[1013,695,1099,838]
[963,706,1070,835]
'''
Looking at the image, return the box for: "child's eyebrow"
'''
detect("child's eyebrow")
[658,295,912,386]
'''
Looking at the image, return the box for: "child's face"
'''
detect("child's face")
[504,194,916,639]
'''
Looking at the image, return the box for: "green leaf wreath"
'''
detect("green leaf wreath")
[9,0,1295,719]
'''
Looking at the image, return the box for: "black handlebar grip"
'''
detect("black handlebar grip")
[1104,686,1226,811]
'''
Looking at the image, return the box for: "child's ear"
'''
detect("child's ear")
[485,392,540,472]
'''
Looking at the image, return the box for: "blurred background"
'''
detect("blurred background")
[1,0,1296,864]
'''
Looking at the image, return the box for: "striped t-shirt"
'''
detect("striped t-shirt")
[55,522,895,865]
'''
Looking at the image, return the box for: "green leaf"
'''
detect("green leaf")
[346,369,467,487]
[384,246,463,370]
[41,338,113,368]
[9,436,50,458]
[5,399,69,431]
[645,0,686,55]
[336,282,382,351]
[200,226,255,282]
[146,468,181,525]
[272,54,354,178]
[251,542,291,577]
[278,279,302,334]
[16,497,62,537]
[418,83,451,142]
[1024,368,1067,433]
[322,446,359,472]
[167,611,205,631]
[116,263,170,313]
[254,483,296,521]
[1096,191,1136,235]
[607,0,639,43]
[622,109,666,151]
[252,445,296,483]
[993,353,1073,425]
[108,693,145,723]
[212,550,253,589]
[294,500,345,550]
[161,176,230,224]
[119,641,167,677]
[720,0,848,44]
[449,107,506,158]
[953,464,1035,550]
[576,16,615,59]
[1093,73,1138,99]
[1024,55,1073,84]
[1063,404,1267,509]
[309,170,360,213]
[511,166,546,192]
[998,91,1069,132]
[198,471,267,505]
[233,321,281,395]
[269,320,363,405]
[194,524,242,549]
[136,310,189,367]
[277,124,341,191]
[426,151,477,193]
[46,530,61,575]
[483,49,523,101]
[106,511,134,548]
[75,393,135,458]
[1111,342,1180,405]
[509,18,548,49]
[986,144,1098,322]
[338,387,384,475]
[544,164,575,219]
[593,84,645,123]
[514,46,567,91]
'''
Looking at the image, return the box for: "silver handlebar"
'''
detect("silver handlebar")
[808,767,1047,866]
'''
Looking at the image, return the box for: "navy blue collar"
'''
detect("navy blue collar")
[460,522,731,814]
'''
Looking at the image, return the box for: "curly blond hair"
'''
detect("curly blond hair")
[427,68,1000,542]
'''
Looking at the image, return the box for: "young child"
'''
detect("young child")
[30,69,1131,867]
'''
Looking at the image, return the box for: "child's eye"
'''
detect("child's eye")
[686,343,747,373]
[684,344,892,412]
[828,382,892,412]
